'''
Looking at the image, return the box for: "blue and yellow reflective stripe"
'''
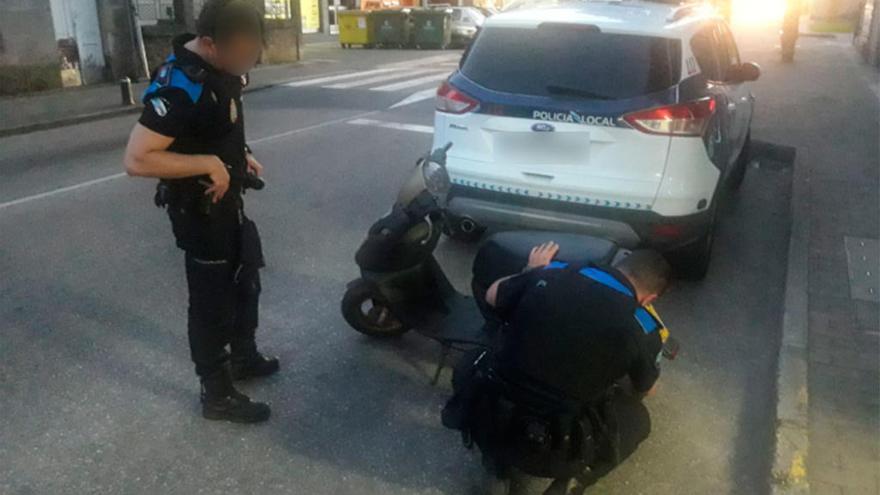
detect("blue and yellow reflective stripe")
[634,306,659,334]
[578,267,634,297]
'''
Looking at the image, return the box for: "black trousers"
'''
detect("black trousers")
[452,352,651,494]
[184,253,261,378]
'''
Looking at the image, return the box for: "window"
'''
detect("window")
[265,0,293,19]
[460,25,681,100]
[690,27,722,81]
[716,23,741,71]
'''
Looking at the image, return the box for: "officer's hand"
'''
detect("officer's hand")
[527,242,559,269]
[205,157,230,203]
[246,153,264,177]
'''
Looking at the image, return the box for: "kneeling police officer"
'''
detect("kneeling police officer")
[124,0,278,423]
[445,244,671,494]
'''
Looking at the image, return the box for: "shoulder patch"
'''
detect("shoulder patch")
[149,97,169,117]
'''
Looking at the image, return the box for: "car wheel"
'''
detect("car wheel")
[341,281,409,338]
[668,209,716,281]
[728,132,751,191]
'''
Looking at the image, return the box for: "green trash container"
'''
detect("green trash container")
[410,9,451,50]
[371,9,411,48]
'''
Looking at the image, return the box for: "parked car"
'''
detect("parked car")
[448,6,486,46]
[433,1,760,278]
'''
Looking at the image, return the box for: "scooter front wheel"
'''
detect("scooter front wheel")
[341,281,410,338]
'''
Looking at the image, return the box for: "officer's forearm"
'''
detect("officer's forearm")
[126,150,218,179]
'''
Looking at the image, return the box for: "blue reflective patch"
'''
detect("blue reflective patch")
[142,63,203,104]
[544,261,569,270]
[634,307,658,334]
[578,267,633,297]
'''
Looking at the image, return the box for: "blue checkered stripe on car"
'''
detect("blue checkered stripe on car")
[450,177,652,211]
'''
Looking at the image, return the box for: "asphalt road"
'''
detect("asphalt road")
[0,33,793,495]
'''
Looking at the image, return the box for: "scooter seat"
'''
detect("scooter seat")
[471,231,619,323]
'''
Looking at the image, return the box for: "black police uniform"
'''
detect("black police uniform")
[139,34,266,384]
[493,262,662,402]
[449,262,661,489]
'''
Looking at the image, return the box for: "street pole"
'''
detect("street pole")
[127,0,150,80]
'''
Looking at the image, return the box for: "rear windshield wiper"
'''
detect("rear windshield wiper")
[546,84,613,100]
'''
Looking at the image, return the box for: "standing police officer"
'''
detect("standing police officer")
[124,0,278,423]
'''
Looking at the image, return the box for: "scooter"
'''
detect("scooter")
[340,145,679,383]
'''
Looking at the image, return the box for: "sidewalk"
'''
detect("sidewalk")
[744,31,880,494]
[0,34,345,138]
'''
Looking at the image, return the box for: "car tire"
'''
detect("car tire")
[667,209,716,281]
[727,132,751,191]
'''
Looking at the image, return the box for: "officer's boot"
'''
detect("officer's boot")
[230,339,280,381]
[200,365,271,423]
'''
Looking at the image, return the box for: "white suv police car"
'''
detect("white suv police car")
[433,0,760,278]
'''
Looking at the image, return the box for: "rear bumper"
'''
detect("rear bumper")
[447,185,713,250]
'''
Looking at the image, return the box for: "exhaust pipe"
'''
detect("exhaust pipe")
[459,217,477,234]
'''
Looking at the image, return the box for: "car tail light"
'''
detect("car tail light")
[436,81,479,114]
[622,98,716,136]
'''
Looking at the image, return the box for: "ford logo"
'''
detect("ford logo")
[531,123,555,132]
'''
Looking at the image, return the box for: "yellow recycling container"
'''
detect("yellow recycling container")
[339,11,375,48]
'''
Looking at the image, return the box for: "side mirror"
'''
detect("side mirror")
[728,62,761,83]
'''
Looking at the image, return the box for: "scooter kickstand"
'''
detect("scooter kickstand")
[431,343,452,386]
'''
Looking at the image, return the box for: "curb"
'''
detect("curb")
[0,106,142,139]
[770,149,810,494]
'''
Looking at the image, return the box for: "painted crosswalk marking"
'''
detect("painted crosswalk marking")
[324,68,443,89]
[284,65,452,93]
[347,118,434,134]
[283,68,399,87]
[370,72,449,92]
[389,87,437,109]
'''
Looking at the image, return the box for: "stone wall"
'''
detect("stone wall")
[0,0,62,94]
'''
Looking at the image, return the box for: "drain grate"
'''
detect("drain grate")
[844,236,880,302]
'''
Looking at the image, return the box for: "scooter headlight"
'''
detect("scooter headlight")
[423,160,451,198]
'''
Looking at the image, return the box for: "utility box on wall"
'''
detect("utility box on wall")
[263,0,302,64]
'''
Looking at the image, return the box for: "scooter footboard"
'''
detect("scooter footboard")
[471,231,620,322]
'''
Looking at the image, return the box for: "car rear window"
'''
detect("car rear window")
[460,25,681,100]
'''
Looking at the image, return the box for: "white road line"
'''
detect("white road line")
[283,68,398,87]
[0,173,127,210]
[0,110,382,211]
[249,110,381,144]
[347,118,433,134]
[389,87,437,109]
[371,72,449,92]
[324,69,441,89]
[379,53,461,69]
